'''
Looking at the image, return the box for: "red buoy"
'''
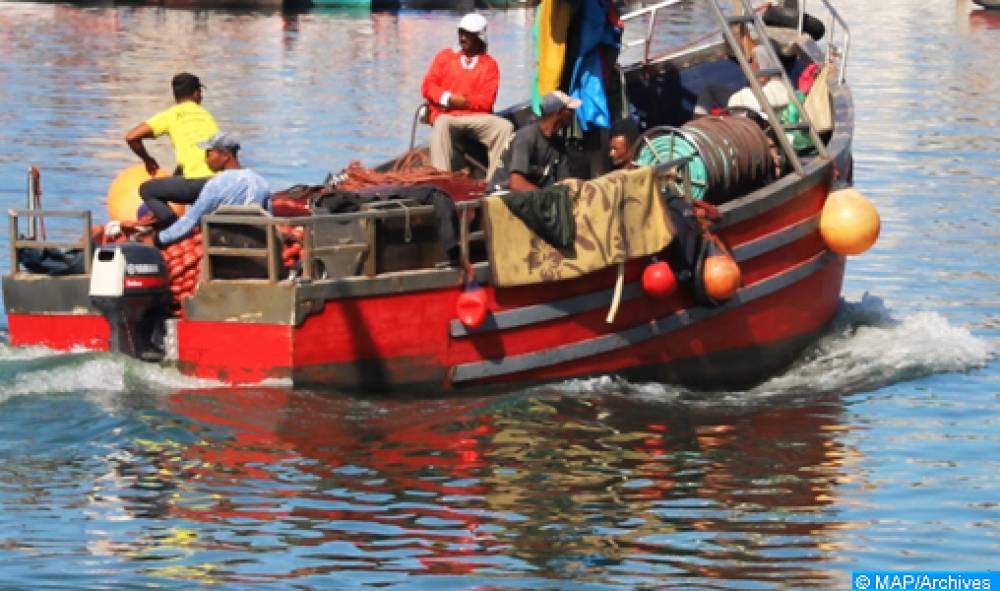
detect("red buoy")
[642,261,677,298]
[456,286,488,329]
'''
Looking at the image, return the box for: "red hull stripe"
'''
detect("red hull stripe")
[177,322,293,384]
[451,250,836,383]
[450,281,647,338]
[717,165,826,231]
[731,214,819,263]
[450,213,822,339]
[7,313,110,350]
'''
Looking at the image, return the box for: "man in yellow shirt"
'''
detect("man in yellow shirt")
[125,72,220,225]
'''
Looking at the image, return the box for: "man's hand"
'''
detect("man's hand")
[142,158,159,177]
[125,122,160,177]
[127,220,153,236]
[449,93,469,109]
[104,220,123,240]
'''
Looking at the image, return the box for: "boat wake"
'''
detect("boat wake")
[552,293,996,408]
[1,293,993,405]
[0,344,227,403]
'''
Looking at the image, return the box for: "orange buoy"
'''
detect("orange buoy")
[820,187,880,255]
[702,253,741,301]
[456,285,489,329]
[106,164,184,222]
[642,261,677,298]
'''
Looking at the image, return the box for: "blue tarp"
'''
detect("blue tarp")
[568,0,620,130]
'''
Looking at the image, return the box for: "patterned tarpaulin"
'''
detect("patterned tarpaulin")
[483,166,675,287]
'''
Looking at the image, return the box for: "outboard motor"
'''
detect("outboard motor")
[89,243,170,360]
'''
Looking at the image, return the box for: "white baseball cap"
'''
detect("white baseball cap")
[541,91,582,115]
[458,13,488,46]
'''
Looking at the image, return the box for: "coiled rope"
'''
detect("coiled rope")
[334,149,485,201]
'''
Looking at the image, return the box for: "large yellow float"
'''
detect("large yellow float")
[820,187,881,256]
[106,164,185,222]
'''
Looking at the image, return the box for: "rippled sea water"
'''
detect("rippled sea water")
[0,0,997,589]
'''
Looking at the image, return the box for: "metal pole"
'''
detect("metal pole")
[26,167,42,240]
[200,217,213,282]
[9,211,19,275]
[302,221,314,280]
[267,221,280,283]
[459,203,470,268]
[83,210,93,275]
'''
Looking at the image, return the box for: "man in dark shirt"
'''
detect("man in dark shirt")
[609,118,641,170]
[488,91,581,192]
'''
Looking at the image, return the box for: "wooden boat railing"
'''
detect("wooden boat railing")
[199,201,486,284]
[5,167,94,276]
[200,156,692,285]
[7,209,94,276]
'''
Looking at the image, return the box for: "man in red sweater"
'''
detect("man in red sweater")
[421,13,514,180]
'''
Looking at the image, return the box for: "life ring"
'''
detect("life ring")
[762,6,826,41]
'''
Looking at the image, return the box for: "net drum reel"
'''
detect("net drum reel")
[635,126,711,200]
[635,116,776,204]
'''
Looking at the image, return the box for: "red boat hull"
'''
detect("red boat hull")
[7,313,110,351]
[174,256,842,392]
[173,166,844,392]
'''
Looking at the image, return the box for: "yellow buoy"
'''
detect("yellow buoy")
[106,164,184,222]
[820,187,881,256]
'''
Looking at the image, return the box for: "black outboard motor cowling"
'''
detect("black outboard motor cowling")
[88,243,170,360]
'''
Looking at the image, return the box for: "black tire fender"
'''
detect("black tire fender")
[762,6,826,41]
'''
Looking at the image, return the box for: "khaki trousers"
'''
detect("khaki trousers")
[429,114,514,180]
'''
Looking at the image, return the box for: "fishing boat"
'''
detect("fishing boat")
[3,0,876,393]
